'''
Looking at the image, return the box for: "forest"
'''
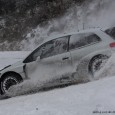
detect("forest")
[0,0,85,48]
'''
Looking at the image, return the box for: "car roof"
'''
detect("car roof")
[34,28,102,50]
[43,28,102,43]
[24,28,103,61]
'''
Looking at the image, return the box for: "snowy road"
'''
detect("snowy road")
[0,76,115,115]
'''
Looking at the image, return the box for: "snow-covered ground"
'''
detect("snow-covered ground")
[0,76,115,115]
[0,52,115,115]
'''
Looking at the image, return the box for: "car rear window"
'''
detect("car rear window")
[105,27,115,40]
[69,33,101,50]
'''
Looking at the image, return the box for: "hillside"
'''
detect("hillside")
[0,0,85,50]
[0,0,115,50]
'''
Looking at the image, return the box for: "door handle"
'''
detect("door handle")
[62,57,69,60]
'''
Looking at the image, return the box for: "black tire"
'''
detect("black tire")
[0,73,22,94]
[89,55,109,76]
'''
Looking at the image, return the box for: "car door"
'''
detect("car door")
[69,33,102,71]
[25,35,73,82]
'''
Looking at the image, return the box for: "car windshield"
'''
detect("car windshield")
[23,44,43,63]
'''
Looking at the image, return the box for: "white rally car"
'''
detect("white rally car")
[0,28,115,94]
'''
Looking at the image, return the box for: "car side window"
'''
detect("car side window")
[41,36,69,59]
[69,33,101,50]
[23,36,69,63]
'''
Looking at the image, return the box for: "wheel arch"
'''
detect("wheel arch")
[0,71,23,81]
[88,54,109,73]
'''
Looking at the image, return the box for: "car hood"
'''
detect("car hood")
[0,60,24,72]
[11,60,23,66]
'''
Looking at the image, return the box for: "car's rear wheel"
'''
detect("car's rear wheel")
[0,73,22,94]
[89,55,109,76]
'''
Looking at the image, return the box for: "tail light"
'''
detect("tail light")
[110,42,115,48]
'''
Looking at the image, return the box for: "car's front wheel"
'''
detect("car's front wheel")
[89,55,109,76]
[0,73,22,94]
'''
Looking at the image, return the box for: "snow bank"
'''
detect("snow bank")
[0,76,115,115]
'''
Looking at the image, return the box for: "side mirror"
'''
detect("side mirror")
[40,47,45,59]
[36,56,40,62]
